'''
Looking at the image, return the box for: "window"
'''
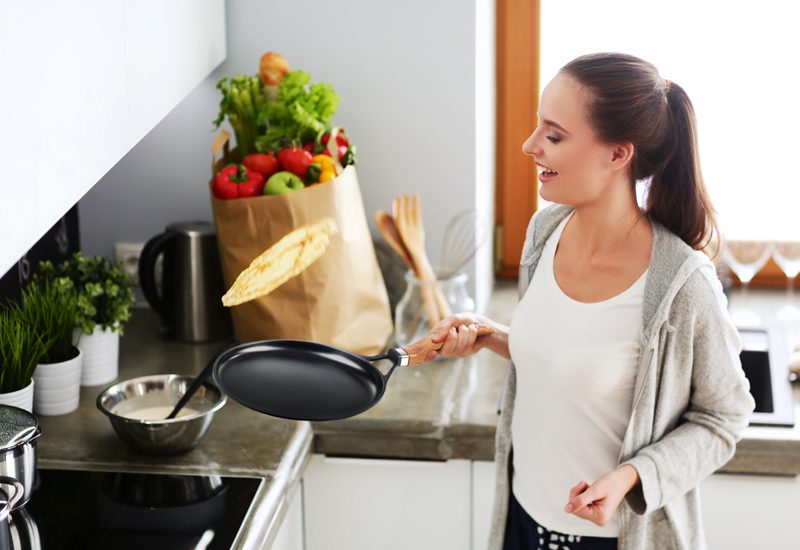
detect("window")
[539,0,800,241]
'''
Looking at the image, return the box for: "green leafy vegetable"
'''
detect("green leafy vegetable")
[255,70,340,153]
[213,75,266,157]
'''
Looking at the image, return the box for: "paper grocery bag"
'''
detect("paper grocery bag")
[209,132,393,354]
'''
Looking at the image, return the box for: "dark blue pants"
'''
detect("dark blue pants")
[503,491,618,550]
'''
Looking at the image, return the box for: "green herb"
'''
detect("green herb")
[255,70,341,153]
[16,277,79,364]
[37,253,135,336]
[213,75,266,158]
[0,308,49,393]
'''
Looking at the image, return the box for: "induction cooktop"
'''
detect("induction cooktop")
[20,468,261,550]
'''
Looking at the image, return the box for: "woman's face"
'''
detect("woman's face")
[522,72,623,206]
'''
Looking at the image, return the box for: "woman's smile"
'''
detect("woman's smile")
[537,163,559,183]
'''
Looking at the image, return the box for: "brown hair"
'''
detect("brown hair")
[561,53,717,253]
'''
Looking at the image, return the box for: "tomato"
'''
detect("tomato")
[277,147,313,178]
[242,153,279,179]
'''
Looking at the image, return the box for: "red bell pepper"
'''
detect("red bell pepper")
[213,164,265,199]
[277,147,313,178]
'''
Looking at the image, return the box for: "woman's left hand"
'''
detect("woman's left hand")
[563,465,640,526]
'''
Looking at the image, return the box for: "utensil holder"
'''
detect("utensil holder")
[394,270,475,347]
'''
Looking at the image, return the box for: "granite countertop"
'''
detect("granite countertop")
[35,310,313,550]
[312,283,800,475]
[310,282,515,462]
[33,283,800,545]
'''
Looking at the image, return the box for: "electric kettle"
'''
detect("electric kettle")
[139,222,232,342]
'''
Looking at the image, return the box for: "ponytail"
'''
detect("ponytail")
[561,53,718,254]
[646,81,719,254]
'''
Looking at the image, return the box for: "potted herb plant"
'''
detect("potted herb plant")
[37,253,135,386]
[0,307,49,412]
[18,277,82,416]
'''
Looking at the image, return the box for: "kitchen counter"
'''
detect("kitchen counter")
[310,283,514,462]
[312,283,800,475]
[719,287,800,476]
[34,283,800,546]
[36,311,313,550]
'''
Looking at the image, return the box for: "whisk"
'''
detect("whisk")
[438,209,489,278]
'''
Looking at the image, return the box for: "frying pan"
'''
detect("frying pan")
[212,325,493,421]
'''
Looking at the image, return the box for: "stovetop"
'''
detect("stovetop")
[17,468,261,550]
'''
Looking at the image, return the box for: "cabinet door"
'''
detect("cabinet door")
[472,461,496,550]
[303,455,471,550]
[270,481,304,550]
[701,473,800,548]
[0,0,225,276]
[124,0,226,144]
[1,1,130,275]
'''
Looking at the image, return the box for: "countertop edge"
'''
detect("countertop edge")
[233,422,313,550]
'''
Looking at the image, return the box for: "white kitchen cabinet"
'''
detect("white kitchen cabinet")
[700,473,800,548]
[124,0,225,144]
[1,1,131,276]
[469,465,800,550]
[303,454,471,550]
[472,461,496,550]
[270,481,304,550]
[0,0,225,276]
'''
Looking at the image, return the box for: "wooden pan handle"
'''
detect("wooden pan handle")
[401,324,494,366]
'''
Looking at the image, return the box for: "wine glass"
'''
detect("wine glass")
[769,241,800,322]
[722,240,770,326]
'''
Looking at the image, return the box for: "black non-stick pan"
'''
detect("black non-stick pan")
[212,325,493,421]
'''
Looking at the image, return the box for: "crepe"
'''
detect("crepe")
[221,217,339,307]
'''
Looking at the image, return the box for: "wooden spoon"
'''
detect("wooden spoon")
[374,210,415,272]
[393,194,452,322]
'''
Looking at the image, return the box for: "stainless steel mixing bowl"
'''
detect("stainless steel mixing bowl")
[96,374,226,455]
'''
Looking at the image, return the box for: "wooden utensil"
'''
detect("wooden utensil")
[374,210,415,272]
[393,194,452,325]
[375,209,430,339]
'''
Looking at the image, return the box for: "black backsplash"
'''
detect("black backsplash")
[0,205,81,306]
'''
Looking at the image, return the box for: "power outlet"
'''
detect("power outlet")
[115,242,145,286]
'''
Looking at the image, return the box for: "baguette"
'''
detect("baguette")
[221,217,338,307]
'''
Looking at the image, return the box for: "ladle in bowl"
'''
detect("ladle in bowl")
[165,337,239,420]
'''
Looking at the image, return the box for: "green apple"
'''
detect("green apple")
[264,171,304,195]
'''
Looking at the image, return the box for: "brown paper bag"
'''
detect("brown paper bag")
[209,131,393,354]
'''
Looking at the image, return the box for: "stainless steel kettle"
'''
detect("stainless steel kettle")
[139,222,232,342]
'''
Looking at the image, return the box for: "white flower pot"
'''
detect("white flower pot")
[75,326,120,386]
[0,380,34,413]
[33,348,82,416]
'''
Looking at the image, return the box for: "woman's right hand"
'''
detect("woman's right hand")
[427,313,501,360]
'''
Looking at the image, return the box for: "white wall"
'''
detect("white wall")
[78,0,496,311]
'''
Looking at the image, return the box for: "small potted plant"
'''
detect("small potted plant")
[0,306,49,412]
[37,253,135,386]
[18,276,82,416]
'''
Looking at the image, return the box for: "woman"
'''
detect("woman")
[425,53,755,549]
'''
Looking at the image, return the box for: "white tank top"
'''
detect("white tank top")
[508,212,645,537]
